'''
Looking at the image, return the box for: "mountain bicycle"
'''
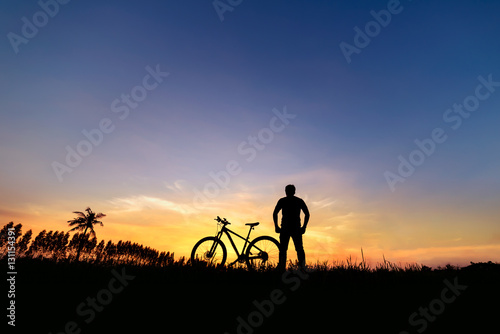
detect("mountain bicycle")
[191,216,280,270]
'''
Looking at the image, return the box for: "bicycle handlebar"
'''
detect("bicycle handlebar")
[215,216,231,225]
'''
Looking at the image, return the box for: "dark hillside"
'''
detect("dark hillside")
[8,258,500,334]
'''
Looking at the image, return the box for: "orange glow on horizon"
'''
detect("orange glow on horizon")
[4,197,499,269]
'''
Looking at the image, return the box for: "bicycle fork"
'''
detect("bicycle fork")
[207,233,223,258]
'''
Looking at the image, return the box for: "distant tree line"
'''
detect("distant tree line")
[0,221,176,267]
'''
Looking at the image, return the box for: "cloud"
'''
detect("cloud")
[310,197,339,210]
[108,195,198,215]
[164,179,188,193]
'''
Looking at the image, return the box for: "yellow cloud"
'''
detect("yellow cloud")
[108,195,198,215]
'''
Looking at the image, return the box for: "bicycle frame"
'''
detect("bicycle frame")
[214,224,254,261]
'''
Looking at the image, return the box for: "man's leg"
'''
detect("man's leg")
[291,232,305,268]
[279,232,291,271]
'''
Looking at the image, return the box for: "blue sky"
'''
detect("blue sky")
[1,0,499,266]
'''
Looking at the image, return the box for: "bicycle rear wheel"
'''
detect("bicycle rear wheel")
[191,237,227,267]
[246,236,280,271]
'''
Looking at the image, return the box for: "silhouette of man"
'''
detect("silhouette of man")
[273,184,310,270]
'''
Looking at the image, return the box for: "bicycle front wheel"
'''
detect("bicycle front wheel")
[191,237,227,267]
[246,236,280,271]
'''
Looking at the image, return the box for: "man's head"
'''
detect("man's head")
[285,184,296,197]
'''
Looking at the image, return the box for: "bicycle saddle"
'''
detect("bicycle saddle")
[245,222,260,227]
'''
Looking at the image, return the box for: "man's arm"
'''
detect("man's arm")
[302,200,310,230]
[273,201,281,233]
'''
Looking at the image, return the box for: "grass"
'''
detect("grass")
[4,222,498,333]
[5,250,500,334]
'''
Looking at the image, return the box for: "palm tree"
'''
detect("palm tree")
[67,207,106,261]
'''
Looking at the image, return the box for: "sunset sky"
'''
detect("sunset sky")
[1,0,499,267]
